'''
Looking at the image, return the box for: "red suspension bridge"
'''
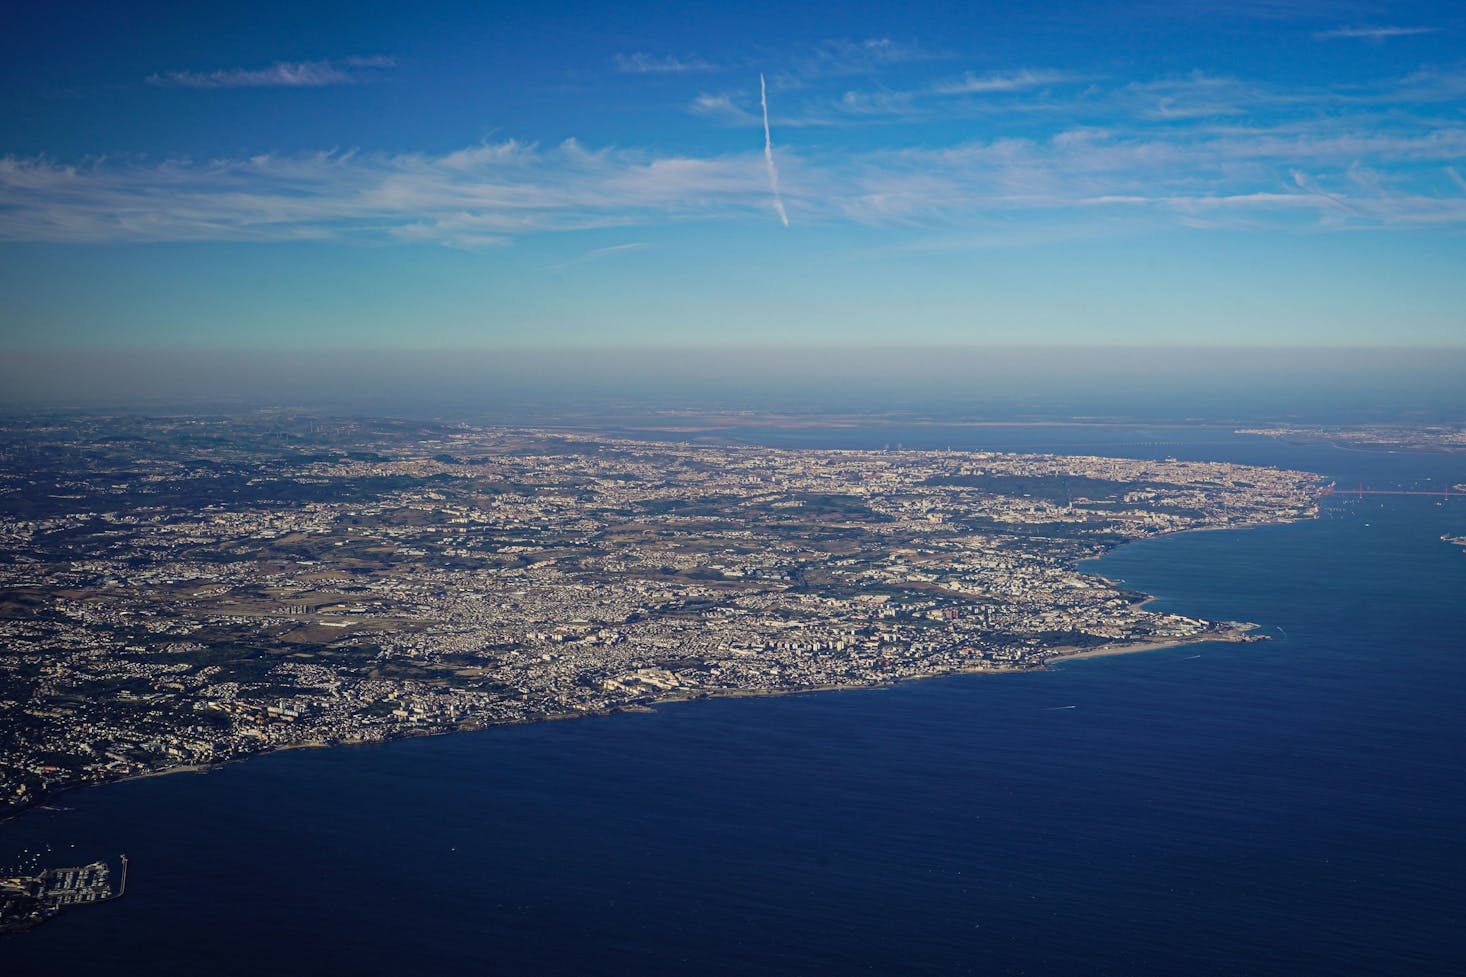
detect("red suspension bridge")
[1320,482,1459,499]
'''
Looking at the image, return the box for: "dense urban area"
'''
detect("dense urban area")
[0,413,1323,820]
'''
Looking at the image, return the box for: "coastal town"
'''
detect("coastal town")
[0,413,1323,818]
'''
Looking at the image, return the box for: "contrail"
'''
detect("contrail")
[760,73,789,227]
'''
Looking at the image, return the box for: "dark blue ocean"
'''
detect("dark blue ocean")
[4,427,1464,975]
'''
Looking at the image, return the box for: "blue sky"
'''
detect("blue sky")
[2,0,1464,349]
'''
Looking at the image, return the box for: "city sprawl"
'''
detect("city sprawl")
[0,414,1322,816]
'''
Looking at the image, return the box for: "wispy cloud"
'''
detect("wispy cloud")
[726,63,1466,129]
[693,68,1083,129]
[800,37,943,73]
[585,242,649,257]
[765,37,949,86]
[0,141,774,248]
[1142,0,1382,21]
[620,37,942,88]
[8,63,1466,247]
[614,52,717,74]
[543,241,651,271]
[1314,25,1439,40]
[148,56,396,89]
[931,69,1079,96]
[1116,73,1261,120]
[688,93,759,125]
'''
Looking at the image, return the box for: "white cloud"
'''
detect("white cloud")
[932,69,1079,96]
[585,242,649,256]
[797,37,944,75]
[716,61,1466,131]
[0,143,773,246]
[1143,0,1379,21]
[8,64,1466,247]
[614,52,717,74]
[1315,25,1439,40]
[148,56,396,89]
[688,93,760,125]
[693,69,1080,128]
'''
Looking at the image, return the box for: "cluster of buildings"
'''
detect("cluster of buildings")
[0,414,1321,816]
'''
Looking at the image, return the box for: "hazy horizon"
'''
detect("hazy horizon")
[5,345,1464,424]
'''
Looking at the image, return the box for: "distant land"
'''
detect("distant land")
[1238,425,1466,454]
[0,412,1323,820]
[5,347,1466,428]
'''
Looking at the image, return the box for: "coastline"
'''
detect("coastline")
[2,497,1317,828]
[4,627,1249,825]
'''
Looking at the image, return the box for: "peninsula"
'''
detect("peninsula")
[0,413,1323,818]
